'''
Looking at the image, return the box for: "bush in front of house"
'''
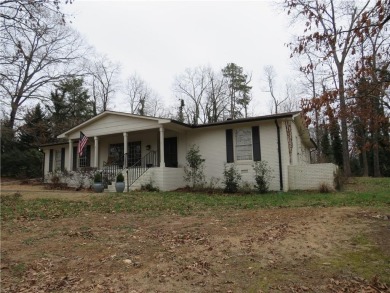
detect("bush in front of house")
[116,173,124,182]
[184,144,206,189]
[46,169,95,190]
[253,161,273,194]
[94,172,102,183]
[223,164,241,193]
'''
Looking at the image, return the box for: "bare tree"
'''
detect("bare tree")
[86,54,121,115]
[173,66,210,125]
[0,0,68,28]
[263,65,288,114]
[204,68,228,122]
[280,82,300,113]
[123,72,168,117]
[145,92,167,117]
[124,73,151,115]
[0,6,85,130]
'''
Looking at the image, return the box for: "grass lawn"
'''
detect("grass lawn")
[2,177,389,220]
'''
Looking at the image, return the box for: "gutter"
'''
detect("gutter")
[275,119,283,191]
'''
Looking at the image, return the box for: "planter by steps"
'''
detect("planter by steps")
[93,172,104,193]
[115,173,125,193]
[93,182,104,193]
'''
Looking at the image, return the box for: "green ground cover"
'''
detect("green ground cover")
[2,177,389,221]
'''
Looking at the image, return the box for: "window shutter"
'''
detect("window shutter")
[86,145,91,167]
[49,149,53,172]
[73,146,77,171]
[61,148,65,171]
[226,129,234,163]
[252,126,261,161]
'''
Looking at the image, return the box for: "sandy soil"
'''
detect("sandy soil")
[1,183,389,292]
[1,181,93,201]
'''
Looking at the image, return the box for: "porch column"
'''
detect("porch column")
[94,136,99,168]
[68,139,73,171]
[159,126,165,167]
[123,132,128,167]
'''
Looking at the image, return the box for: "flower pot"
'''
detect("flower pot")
[115,182,125,193]
[93,182,104,193]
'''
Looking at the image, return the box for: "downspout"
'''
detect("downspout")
[126,169,129,192]
[274,119,283,191]
[39,148,45,183]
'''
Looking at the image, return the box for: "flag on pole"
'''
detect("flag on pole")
[78,132,88,157]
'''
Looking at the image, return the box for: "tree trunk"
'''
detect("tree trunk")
[337,65,351,177]
[372,129,381,177]
[8,102,18,134]
[361,147,369,177]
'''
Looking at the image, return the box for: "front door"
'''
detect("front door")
[164,137,177,167]
[128,141,141,167]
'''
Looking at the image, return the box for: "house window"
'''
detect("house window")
[49,149,54,172]
[55,150,62,170]
[236,128,252,160]
[108,143,124,165]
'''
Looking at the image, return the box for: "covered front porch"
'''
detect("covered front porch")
[77,126,184,191]
[55,111,188,191]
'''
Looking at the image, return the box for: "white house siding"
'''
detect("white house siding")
[139,167,185,191]
[288,163,338,190]
[186,126,226,187]
[185,121,283,191]
[290,122,311,165]
[161,167,186,190]
[260,120,283,191]
[43,143,95,175]
[44,145,68,174]
[66,115,160,140]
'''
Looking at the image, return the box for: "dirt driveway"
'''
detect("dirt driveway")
[1,184,389,292]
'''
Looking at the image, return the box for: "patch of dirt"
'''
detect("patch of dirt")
[1,181,93,201]
[1,185,389,292]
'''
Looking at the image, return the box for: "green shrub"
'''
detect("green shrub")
[253,161,273,194]
[141,180,159,192]
[184,145,206,188]
[94,172,102,183]
[116,173,124,182]
[223,164,241,193]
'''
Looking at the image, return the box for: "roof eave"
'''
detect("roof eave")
[293,113,316,149]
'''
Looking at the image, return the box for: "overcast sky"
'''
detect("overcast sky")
[64,0,297,115]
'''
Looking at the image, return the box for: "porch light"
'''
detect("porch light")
[146,145,151,150]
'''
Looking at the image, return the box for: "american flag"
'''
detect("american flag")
[78,132,88,157]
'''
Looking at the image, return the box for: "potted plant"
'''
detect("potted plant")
[92,172,104,193]
[115,172,125,193]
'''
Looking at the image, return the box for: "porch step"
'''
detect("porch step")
[106,168,153,192]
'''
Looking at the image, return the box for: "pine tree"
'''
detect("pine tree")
[46,77,93,139]
[19,104,51,146]
[177,99,185,123]
[330,121,343,167]
[222,63,252,119]
[320,124,332,163]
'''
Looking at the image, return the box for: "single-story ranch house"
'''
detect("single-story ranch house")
[41,110,337,192]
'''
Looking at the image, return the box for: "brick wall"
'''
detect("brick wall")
[288,163,338,190]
